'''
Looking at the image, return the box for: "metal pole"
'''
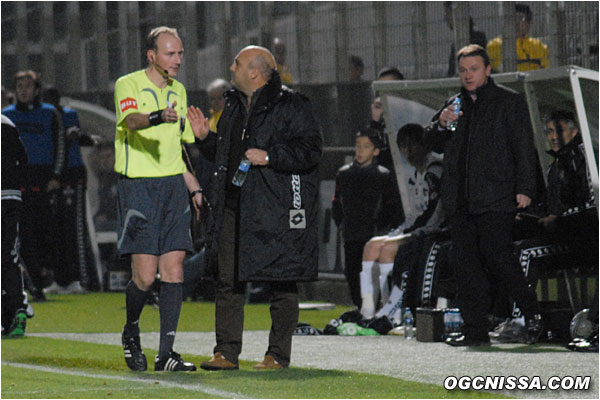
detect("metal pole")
[220,2,233,79]
[412,3,430,79]
[372,1,387,75]
[501,2,517,72]
[259,2,274,48]
[334,2,349,82]
[547,2,566,68]
[295,2,313,83]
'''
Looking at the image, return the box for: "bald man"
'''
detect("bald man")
[188,46,322,370]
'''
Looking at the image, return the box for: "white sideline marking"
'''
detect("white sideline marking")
[2,361,246,399]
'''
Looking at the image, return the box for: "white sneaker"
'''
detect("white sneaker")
[60,281,86,294]
[43,281,63,294]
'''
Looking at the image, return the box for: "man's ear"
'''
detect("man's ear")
[374,148,381,157]
[147,50,156,64]
[249,67,259,80]
[485,64,492,77]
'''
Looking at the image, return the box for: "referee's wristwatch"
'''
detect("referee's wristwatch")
[265,154,270,165]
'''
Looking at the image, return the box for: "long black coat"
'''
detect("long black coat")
[425,78,537,216]
[197,72,323,282]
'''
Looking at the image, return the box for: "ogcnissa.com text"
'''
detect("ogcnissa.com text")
[444,375,591,391]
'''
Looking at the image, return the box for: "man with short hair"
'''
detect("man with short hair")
[2,70,65,301]
[487,3,549,72]
[376,66,404,81]
[188,45,322,370]
[426,44,543,346]
[114,26,202,372]
[42,86,100,294]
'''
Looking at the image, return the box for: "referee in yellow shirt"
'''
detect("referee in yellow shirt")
[114,26,202,372]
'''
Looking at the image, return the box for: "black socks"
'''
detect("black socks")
[124,280,149,337]
[158,282,183,359]
[124,280,183,360]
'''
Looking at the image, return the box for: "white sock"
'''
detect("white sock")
[378,263,394,304]
[360,261,377,318]
[376,285,404,319]
[360,261,376,297]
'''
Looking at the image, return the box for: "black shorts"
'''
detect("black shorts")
[116,174,192,256]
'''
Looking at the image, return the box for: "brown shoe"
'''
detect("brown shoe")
[200,352,238,371]
[253,355,285,370]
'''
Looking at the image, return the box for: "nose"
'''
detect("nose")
[230,63,235,72]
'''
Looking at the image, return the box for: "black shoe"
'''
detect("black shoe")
[30,287,46,302]
[155,351,197,372]
[525,314,543,344]
[122,331,147,371]
[445,335,490,347]
[566,335,598,352]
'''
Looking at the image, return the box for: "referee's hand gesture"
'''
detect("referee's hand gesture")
[162,101,179,123]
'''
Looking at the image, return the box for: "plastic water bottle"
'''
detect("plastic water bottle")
[443,309,452,339]
[403,308,415,340]
[446,97,461,131]
[444,308,463,339]
[232,156,251,187]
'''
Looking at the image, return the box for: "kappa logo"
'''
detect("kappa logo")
[120,97,138,112]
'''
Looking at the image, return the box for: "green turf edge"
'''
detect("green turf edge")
[2,337,510,399]
[25,293,354,334]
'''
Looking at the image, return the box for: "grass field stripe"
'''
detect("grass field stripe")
[7,384,152,396]
[3,361,246,398]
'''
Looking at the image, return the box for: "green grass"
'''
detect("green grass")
[2,293,510,399]
[2,337,504,399]
[25,293,352,334]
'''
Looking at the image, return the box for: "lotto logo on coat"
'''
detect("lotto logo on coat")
[120,98,138,112]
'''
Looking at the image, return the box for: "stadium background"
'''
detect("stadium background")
[2,2,598,95]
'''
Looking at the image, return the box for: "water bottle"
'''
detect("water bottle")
[443,309,452,339]
[444,308,462,339]
[232,156,251,187]
[446,97,461,131]
[403,308,415,340]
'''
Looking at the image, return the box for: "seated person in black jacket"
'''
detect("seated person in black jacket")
[491,110,598,343]
[332,129,402,308]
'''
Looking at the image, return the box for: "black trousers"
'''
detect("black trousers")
[214,207,299,367]
[2,199,26,330]
[450,212,540,339]
[343,239,368,308]
[20,184,58,290]
[54,174,97,288]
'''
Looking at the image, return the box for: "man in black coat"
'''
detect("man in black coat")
[425,44,543,346]
[187,46,322,369]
